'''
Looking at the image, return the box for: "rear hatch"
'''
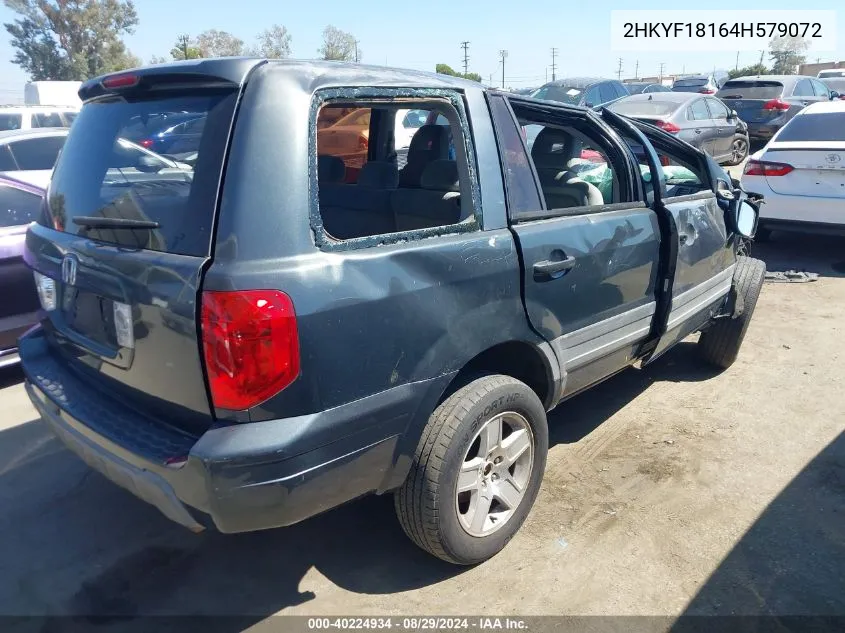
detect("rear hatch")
[761,112,845,197]
[25,73,242,436]
[717,80,786,123]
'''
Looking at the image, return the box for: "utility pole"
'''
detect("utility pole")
[759,49,765,67]
[177,34,190,60]
[658,62,665,81]
[545,67,548,83]
[499,49,508,89]
[735,51,740,71]
[460,41,470,76]
[550,47,558,82]
[634,59,639,79]
[354,40,359,63]
[616,57,623,80]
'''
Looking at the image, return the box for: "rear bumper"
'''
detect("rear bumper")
[21,328,447,533]
[746,123,781,141]
[743,176,845,231]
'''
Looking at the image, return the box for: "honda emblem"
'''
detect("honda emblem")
[61,254,78,286]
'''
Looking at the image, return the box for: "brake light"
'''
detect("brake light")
[102,73,140,89]
[139,139,154,149]
[358,135,369,151]
[699,88,716,94]
[655,120,681,134]
[201,290,300,410]
[743,159,794,177]
[762,99,790,112]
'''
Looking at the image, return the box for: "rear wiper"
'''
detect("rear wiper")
[72,216,161,229]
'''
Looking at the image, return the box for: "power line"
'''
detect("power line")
[550,47,558,82]
[499,49,508,89]
[460,41,470,76]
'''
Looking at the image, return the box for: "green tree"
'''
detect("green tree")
[729,63,771,79]
[196,29,245,57]
[4,0,140,80]
[170,34,203,61]
[435,63,481,83]
[769,36,810,75]
[319,25,359,62]
[249,24,291,58]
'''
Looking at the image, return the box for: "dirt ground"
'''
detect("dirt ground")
[0,231,843,630]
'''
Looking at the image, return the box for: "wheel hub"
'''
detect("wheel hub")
[455,411,535,537]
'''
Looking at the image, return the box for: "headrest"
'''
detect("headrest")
[358,161,399,189]
[530,127,574,168]
[421,160,459,191]
[318,155,345,183]
[408,124,450,160]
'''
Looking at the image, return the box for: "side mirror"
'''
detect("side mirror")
[735,200,759,238]
[728,110,738,120]
[831,91,840,100]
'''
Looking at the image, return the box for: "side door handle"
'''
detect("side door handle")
[533,253,576,280]
[694,128,702,134]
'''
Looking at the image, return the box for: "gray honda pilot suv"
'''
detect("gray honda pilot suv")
[20,58,764,565]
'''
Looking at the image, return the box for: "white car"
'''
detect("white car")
[0,128,193,190]
[0,105,79,132]
[741,100,845,238]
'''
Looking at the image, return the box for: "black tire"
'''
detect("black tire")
[726,134,749,166]
[698,256,766,370]
[395,374,548,565]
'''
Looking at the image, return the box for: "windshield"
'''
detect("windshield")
[43,91,237,256]
[818,70,845,78]
[530,85,584,105]
[776,112,845,142]
[609,100,680,117]
[717,80,784,99]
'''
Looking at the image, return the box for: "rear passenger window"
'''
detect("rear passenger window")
[0,114,22,131]
[315,96,475,243]
[9,136,65,170]
[32,112,64,128]
[688,100,711,121]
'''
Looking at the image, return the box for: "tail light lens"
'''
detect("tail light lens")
[762,99,791,112]
[358,135,369,151]
[655,120,681,133]
[201,290,300,411]
[743,159,794,177]
[699,88,716,94]
[139,139,154,149]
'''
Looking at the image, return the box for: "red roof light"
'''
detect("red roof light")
[102,73,140,90]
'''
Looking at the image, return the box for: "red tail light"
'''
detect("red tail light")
[139,139,154,149]
[201,290,300,410]
[762,99,791,112]
[102,73,140,89]
[699,88,716,94]
[358,135,369,151]
[655,120,681,133]
[743,159,794,177]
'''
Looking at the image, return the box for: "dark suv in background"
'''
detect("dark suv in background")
[530,77,629,108]
[717,75,836,143]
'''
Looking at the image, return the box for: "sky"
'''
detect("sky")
[0,0,843,101]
